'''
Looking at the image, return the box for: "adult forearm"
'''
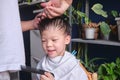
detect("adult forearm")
[21,20,34,32]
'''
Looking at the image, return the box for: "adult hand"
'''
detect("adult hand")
[40,0,72,18]
[21,13,45,31]
[40,72,54,80]
[32,13,45,29]
[21,0,73,31]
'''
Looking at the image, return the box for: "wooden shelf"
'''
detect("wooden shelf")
[71,38,120,46]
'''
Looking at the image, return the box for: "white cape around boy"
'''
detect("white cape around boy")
[37,51,88,80]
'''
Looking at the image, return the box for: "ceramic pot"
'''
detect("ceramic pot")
[85,28,95,39]
[115,17,120,41]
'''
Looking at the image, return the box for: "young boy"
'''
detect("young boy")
[37,16,88,80]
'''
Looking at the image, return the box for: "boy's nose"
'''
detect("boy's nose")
[46,41,52,47]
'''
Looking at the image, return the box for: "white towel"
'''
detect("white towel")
[0,0,25,72]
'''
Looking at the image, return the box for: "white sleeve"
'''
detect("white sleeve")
[0,0,25,72]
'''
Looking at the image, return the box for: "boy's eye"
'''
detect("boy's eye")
[52,39,58,41]
[42,40,46,42]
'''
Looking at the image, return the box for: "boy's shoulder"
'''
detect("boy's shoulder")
[65,51,76,57]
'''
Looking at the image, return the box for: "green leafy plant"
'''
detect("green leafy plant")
[111,10,119,18]
[64,6,90,26]
[27,0,31,3]
[99,22,111,35]
[91,3,111,37]
[98,57,120,80]
[91,3,108,18]
[64,0,91,26]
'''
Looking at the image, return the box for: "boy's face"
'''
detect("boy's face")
[41,26,71,58]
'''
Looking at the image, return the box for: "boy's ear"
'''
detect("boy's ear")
[65,35,71,44]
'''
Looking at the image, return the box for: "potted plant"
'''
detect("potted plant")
[82,22,99,39]
[65,6,100,39]
[91,3,119,40]
[111,10,120,40]
[71,5,100,40]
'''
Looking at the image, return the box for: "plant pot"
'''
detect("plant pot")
[115,17,120,41]
[82,23,99,39]
[85,28,95,39]
[109,25,118,41]
[102,34,110,40]
[82,27,99,40]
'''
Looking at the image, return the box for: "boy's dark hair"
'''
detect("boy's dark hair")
[39,16,71,35]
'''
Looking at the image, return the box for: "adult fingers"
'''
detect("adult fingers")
[47,6,64,15]
[44,7,62,18]
[40,1,52,8]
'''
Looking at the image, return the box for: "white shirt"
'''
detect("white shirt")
[0,0,25,72]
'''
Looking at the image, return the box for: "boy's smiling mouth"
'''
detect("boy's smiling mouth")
[47,50,56,54]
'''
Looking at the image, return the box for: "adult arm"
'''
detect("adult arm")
[21,0,73,32]
[21,13,42,32]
